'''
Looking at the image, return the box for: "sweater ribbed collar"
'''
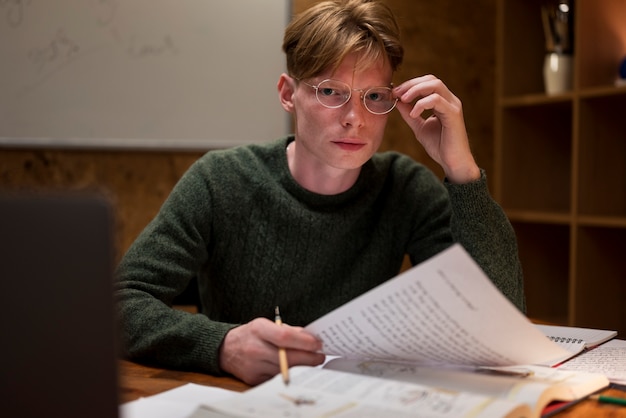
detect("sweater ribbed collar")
[278,136,375,210]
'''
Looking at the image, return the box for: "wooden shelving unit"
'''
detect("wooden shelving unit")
[494,0,626,335]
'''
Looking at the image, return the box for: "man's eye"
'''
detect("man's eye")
[367,92,381,102]
[367,90,391,102]
[320,87,337,96]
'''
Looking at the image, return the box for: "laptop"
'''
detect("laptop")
[0,193,119,418]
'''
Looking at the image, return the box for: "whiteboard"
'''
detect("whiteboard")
[0,0,291,150]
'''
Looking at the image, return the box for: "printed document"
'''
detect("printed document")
[305,244,571,367]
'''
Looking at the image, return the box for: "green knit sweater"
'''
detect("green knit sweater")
[115,136,525,375]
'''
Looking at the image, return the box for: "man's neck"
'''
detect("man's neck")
[286,141,361,195]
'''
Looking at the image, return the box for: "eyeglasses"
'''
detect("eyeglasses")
[300,79,398,115]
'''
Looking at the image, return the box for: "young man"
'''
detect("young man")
[115,0,525,385]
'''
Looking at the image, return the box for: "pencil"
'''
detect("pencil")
[591,394,626,406]
[275,306,290,385]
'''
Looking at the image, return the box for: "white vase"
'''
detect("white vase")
[543,52,573,95]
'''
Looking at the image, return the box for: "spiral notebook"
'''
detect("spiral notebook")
[535,324,617,366]
[536,324,617,348]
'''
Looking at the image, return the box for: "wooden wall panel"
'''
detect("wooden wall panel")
[0,150,202,261]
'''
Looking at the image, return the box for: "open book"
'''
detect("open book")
[323,358,609,417]
[198,361,608,418]
[199,245,610,418]
[192,366,520,417]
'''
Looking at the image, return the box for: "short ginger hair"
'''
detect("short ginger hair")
[282,0,404,80]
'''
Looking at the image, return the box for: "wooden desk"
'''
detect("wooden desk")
[118,359,249,403]
[119,360,626,417]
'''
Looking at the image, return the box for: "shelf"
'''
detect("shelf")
[499,102,572,213]
[573,227,626,332]
[500,93,573,108]
[577,216,626,228]
[505,210,571,225]
[505,212,626,228]
[496,0,626,336]
[579,85,626,99]
[577,0,626,90]
[499,0,626,95]
[499,85,626,107]
[578,93,626,218]
[511,222,570,322]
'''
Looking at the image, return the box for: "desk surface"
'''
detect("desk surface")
[119,360,249,403]
[119,360,626,417]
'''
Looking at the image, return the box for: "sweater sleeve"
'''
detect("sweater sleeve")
[445,170,526,312]
[114,160,237,374]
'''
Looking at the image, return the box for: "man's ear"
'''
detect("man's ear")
[277,73,296,113]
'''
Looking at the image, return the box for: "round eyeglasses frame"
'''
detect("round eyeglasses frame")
[299,78,398,115]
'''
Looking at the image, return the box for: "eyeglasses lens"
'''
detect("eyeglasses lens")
[315,80,396,115]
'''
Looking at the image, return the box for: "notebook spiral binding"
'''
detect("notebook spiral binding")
[548,336,584,344]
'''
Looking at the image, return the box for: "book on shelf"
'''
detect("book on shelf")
[199,245,610,418]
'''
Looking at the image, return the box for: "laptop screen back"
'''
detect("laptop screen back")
[0,193,119,418]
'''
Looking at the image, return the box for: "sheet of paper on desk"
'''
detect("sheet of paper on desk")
[121,398,199,418]
[305,244,571,368]
[119,383,238,418]
[557,339,626,384]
